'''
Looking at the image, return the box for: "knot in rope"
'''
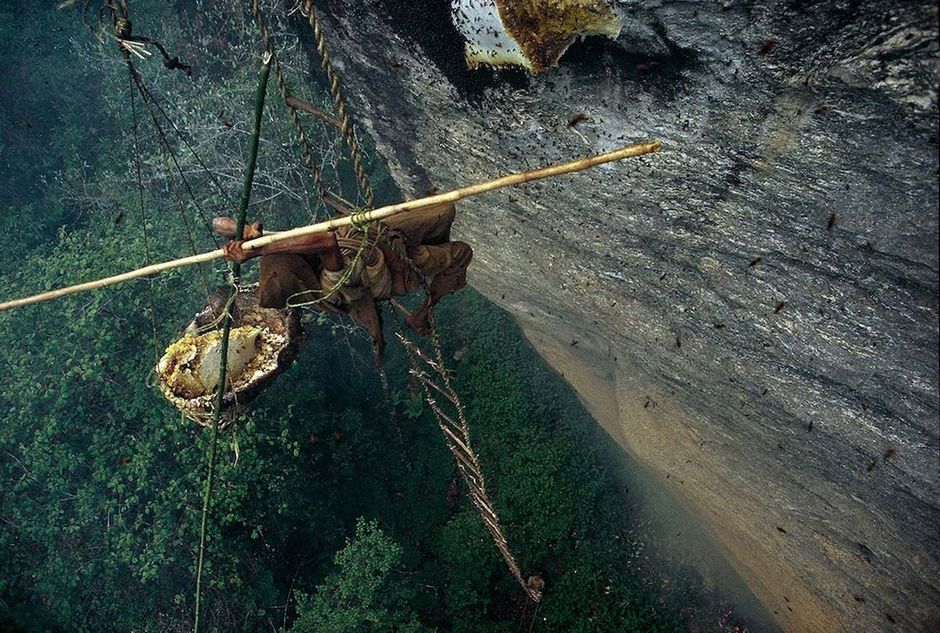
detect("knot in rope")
[286,225,371,309]
[349,210,374,232]
[114,17,132,40]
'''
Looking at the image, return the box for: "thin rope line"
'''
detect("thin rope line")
[130,73,237,220]
[130,66,221,248]
[526,601,541,633]
[128,66,213,297]
[127,62,161,366]
[251,0,330,219]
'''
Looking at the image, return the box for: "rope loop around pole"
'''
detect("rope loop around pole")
[349,209,373,232]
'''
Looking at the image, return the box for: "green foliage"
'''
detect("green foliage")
[289,518,426,633]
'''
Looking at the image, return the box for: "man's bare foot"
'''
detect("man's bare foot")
[405,304,433,335]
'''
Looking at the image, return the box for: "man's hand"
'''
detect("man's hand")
[222,240,254,264]
[215,217,264,264]
[214,219,344,266]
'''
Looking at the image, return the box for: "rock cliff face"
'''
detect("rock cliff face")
[303,2,938,631]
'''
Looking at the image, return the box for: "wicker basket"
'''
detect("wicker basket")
[156,288,304,428]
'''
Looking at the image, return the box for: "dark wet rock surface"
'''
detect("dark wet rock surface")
[301,2,938,630]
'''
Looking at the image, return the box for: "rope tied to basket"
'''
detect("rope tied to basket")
[155,287,304,429]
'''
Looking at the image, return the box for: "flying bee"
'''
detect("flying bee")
[567,113,587,127]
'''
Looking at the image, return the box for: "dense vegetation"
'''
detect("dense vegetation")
[0,2,750,631]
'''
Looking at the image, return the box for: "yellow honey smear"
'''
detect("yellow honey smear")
[157,326,262,400]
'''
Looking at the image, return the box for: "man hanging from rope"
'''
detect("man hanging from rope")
[213,200,472,363]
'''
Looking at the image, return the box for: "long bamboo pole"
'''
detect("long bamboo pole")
[0,140,660,313]
[192,53,271,633]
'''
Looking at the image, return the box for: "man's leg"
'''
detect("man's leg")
[258,254,321,309]
[345,294,385,364]
[404,241,473,333]
[381,201,456,247]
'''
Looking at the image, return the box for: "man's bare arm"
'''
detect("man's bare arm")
[212,216,343,271]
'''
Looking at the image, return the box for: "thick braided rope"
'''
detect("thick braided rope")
[398,330,542,603]
[251,0,330,218]
[301,0,375,209]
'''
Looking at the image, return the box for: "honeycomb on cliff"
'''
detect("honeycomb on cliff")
[452,0,623,72]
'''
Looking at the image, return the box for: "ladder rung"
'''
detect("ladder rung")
[414,372,460,406]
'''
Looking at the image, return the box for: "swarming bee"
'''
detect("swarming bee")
[452,0,623,72]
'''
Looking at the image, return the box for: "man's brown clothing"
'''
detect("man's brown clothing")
[256,202,472,358]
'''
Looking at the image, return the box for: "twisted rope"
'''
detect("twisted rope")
[301,0,375,209]
[398,326,543,604]
[127,62,160,365]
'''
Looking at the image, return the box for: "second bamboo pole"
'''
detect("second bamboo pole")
[192,53,271,633]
